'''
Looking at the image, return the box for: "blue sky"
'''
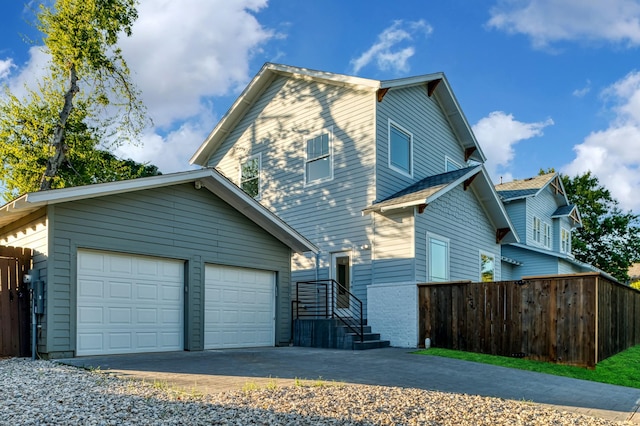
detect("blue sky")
[2,1,640,211]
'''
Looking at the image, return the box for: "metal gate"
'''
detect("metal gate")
[0,246,32,357]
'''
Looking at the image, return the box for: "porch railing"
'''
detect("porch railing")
[293,279,364,343]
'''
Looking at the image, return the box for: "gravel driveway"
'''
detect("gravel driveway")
[0,358,634,425]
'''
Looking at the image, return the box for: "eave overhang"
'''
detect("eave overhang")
[363,165,519,244]
[496,173,568,204]
[190,63,486,167]
[190,63,379,167]
[506,243,611,279]
[379,73,486,163]
[0,169,318,255]
[551,204,583,228]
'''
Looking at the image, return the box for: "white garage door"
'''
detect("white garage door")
[205,264,275,349]
[76,250,184,356]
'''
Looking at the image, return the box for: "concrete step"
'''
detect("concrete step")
[347,332,381,342]
[338,325,372,334]
[292,318,390,350]
[353,339,391,350]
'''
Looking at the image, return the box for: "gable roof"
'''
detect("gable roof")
[364,167,476,212]
[551,204,582,227]
[495,172,582,227]
[362,165,519,244]
[189,62,486,166]
[0,169,318,254]
[495,172,566,202]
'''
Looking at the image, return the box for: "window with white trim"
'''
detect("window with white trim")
[389,120,412,176]
[305,129,333,184]
[561,228,571,253]
[532,216,541,243]
[480,251,495,282]
[543,222,551,248]
[445,156,461,172]
[240,154,261,198]
[428,233,449,282]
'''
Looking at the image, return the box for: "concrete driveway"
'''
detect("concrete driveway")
[60,347,640,423]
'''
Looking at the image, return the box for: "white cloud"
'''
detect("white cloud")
[350,20,433,74]
[6,47,50,97]
[114,120,208,174]
[112,0,275,170]
[488,0,640,48]
[3,1,276,174]
[572,79,591,97]
[0,58,15,80]
[473,111,553,180]
[119,0,273,129]
[563,71,640,212]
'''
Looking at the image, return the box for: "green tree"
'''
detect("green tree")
[0,81,157,201]
[561,172,640,282]
[0,0,149,195]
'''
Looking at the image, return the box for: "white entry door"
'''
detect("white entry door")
[204,264,275,349]
[331,252,351,314]
[76,250,184,356]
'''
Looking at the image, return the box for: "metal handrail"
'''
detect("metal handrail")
[293,279,364,343]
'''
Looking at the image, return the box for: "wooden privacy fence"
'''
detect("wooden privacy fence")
[0,246,32,357]
[418,273,640,368]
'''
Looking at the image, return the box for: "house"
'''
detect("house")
[190,63,519,347]
[494,172,595,279]
[0,169,316,358]
[629,263,640,283]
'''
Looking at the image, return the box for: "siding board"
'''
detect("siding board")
[37,183,293,357]
[208,75,376,310]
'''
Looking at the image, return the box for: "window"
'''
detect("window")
[532,216,541,243]
[445,156,461,172]
[389,121,412,176]
[561,228,571,253]
[240,154,260,198]
[543,222,551,248]
[428,233,449,282]
[480,252,495,282]
[305,129,333,184]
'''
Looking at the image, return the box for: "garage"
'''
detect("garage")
[204,264,275,349]
[76,249,184,356]
[0,169,316,358]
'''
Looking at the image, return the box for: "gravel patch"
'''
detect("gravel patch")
[0,358,632,425]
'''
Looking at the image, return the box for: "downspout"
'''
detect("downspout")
[371,213,376,284]
[32,289,36,360]
[413,206,418,283]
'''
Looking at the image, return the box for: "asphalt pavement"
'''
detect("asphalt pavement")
[59,346,640,423]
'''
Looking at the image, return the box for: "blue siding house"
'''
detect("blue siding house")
[495,172,597,279]
[191,63,519,347]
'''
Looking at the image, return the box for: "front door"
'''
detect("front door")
[331,252,351,311]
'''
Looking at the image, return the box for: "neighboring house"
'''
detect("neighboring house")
[190,63,518,347]
[0,169,316,358]
[629,263,640,283]
[495,172,596,279]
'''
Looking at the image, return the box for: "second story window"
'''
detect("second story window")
[543,222,551,248]
[305,129,333,185]
[532,216,541,243]
[561,228,571,253]
[240,154,261,198]
[389,120,413,176]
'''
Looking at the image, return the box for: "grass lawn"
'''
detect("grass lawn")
[414,345,640,389]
